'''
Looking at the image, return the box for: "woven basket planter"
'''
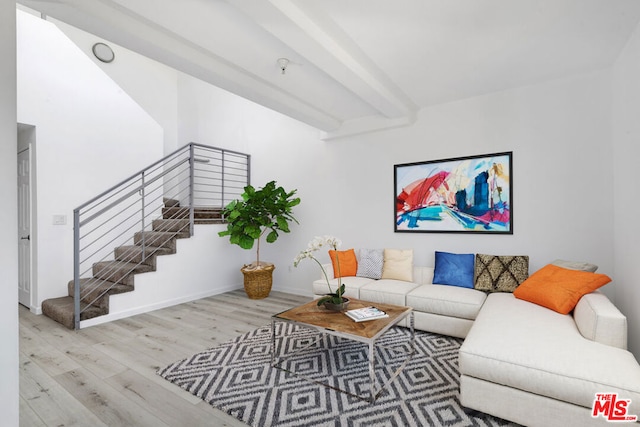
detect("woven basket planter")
[241,263,275,299]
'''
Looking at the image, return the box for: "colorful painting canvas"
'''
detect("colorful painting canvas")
[395,152,512,234]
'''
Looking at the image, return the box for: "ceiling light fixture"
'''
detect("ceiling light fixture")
[92,42,115,63]
[277,58,290,75]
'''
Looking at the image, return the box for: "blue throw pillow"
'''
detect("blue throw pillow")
[433,251,475,288]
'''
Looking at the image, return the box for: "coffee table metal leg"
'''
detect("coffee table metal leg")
[410,312,416,354]
[271,318,276,366]
[369,341,376,403]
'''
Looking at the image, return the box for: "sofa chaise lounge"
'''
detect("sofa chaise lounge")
[311,259,640,427]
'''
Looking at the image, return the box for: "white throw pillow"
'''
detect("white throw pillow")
[381,249,413,282]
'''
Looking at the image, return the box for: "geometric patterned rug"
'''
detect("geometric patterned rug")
[158,323,520,426]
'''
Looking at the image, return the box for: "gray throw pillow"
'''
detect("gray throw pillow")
[551,259,598,272]
[356,248,384,280]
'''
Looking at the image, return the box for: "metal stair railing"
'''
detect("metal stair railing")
[72,142,250,329]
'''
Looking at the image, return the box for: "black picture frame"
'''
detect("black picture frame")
[394,152,513,234]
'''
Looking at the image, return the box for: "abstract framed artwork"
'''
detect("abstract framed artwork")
[395,152,513,234]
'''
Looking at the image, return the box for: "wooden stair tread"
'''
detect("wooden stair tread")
[114,245,175,263]
[93,260,155,273]
[162,197,181,207]
[152,218,190,233]
[134,230,190,241]
[133,231,184,251]
[67,278,134,308]
[92,260,154,283]
[162,206,224,221]
[41,296,108,329]
[191,218,225,224]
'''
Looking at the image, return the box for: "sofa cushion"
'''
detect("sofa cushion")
[474,254,529,293]
[412,266,435,286]
[513,264,611,314]
[359,280,421,306]
[460,293,640,411]
[381,249,413,282]
[328,249,357,277]
[574,291,627,349]
[406,284,487,321]
[433,251,475,288]
[356,248,384,279]
[312,277,374,298]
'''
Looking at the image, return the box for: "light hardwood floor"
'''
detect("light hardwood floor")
[19,290,311,427]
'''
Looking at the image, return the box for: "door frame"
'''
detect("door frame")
[17,123,37,313]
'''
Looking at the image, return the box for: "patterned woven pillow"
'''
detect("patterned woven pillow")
[474,254,529,293]
[356,248,384,279]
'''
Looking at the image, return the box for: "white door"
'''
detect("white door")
[18,148,31,307]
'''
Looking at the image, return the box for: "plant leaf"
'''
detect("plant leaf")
[238,234,255,250]
[317,296,331,306]
[276,216,290,232]
[266,230,278,243]
[245,225,262,239]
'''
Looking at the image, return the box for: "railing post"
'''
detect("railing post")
[140,171,146,260]
[188,144,195,236]
[221,151,225,207]
[247,154,252,186]
[73,208,81,330]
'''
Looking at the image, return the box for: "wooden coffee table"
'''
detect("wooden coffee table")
[271,298,415,403]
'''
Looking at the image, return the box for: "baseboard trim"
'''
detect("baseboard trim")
[79,284,242,328]
[272,284,314,297]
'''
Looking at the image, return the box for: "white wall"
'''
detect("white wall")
[613,21,640,358]
[52,19,180,155]
[175,75,321,290]
[273,70,616,302]
[81,224,247,327]
[16,11,164,308]
[170,68,620,337]
[0,1,19,424]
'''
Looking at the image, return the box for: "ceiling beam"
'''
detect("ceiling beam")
[18,0,342,131]
[227,0,416,120]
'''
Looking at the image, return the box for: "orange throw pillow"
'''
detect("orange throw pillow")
[328,249,358,278]
[513,264,611,314]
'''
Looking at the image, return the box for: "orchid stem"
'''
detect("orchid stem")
[312,257,333,294]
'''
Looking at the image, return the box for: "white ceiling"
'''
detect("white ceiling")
[18,0,640,138]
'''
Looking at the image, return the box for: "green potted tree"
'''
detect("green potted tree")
[218,180,300,299]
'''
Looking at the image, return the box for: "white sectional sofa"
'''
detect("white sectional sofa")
[312,263,640,426]
[312,264,488,338]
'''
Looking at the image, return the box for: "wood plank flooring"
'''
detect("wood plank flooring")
[19,290,311,427]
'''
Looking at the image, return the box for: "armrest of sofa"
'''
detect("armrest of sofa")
[574,291,628,349]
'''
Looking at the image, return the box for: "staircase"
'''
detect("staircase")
[40,143,250,329]
[41,200,224,329]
